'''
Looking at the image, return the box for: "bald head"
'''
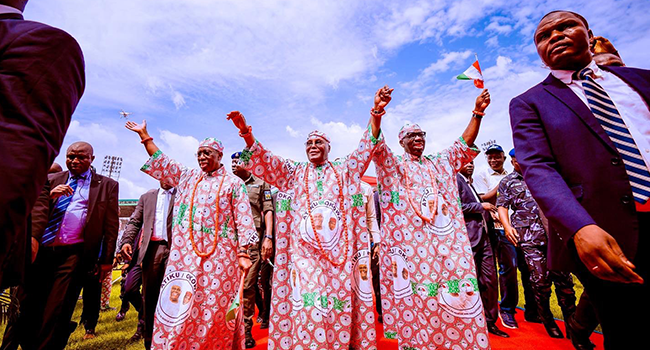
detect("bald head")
[66,141,95,175]
[68,141,94,155]
[0,1,28,11]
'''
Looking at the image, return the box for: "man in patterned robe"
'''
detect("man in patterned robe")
[373,89,492,349]
[126,120,257,350]
[226,86,393,350]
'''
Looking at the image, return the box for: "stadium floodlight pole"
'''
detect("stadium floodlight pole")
[101,155,123,180]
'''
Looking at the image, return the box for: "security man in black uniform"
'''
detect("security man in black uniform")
[497,148,577,339]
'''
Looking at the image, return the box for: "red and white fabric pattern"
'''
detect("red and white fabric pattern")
[373,136,491,350]
[141,150,258,350]
[240,126,381,350]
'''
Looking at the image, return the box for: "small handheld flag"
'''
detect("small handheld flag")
[457,54,484,89]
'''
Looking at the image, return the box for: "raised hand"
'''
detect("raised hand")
[374,85,394,111]
[125,120,148,136]
[474,89,491,113]
[226,111,248,132]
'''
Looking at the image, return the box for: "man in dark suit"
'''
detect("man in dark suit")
[457,161,508,338]
[1,141,118,350]
[120,181,176,350]
[510,10,649,349]
[0,0,85,289]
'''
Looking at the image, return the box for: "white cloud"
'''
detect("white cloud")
[285,126,300,138]
[422,50,473,76]
[28,0,650,198]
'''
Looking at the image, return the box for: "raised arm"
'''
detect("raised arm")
[126,120,188,187]
[371,85,393,139]
[227,111,255,148]
[461,89,491,147]
[126,120,159,156]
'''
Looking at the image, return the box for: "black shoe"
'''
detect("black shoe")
[245,334,256,349]
[524,312,542,323]
[543,319,564,338]
[260,320,269,329]
[566,316,595,350]
[487,323,510,338]
[499,311,518,329]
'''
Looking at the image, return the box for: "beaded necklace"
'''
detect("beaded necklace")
[402,156,438,223]
[188,172,226,258]
[304,161,349,266]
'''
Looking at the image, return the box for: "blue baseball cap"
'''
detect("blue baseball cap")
[231,151,242,159]
[509,148,516,157]
[485,144,504,154]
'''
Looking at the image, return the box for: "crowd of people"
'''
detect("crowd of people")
[0,1,647,349]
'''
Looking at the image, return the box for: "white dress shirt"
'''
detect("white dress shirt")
[552,60,650,170]
[474,168,508,194]
[152,188,174,241]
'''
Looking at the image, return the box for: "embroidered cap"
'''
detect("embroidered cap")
[198,137,224,153]
[306,130,330,144]
[398,123,425,141]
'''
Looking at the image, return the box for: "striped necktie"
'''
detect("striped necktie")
[578,67,650,204]
[41,176,81,245]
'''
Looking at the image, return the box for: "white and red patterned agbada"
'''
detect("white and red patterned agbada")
[240,126,381,350]
[141,150,258,350]
[373,136,491,350]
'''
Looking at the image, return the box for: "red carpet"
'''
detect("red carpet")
[251,311,604,349]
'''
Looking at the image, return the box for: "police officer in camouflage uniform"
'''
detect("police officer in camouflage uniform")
[232,152,274,348]
[497,148,576,339]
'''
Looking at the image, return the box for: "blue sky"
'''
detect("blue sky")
[27,0,650,198]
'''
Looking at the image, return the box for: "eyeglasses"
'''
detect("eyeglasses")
[405,132,426,139]
[305,139,326,147]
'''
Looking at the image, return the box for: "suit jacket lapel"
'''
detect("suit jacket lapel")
[86,172,101,226]
[603,65,650,109]
[542,74,618,153]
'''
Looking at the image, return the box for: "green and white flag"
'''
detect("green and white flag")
[457,58,484,88]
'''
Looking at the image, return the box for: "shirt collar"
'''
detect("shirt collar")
[0,5,23,15]
[551,60,601,84]
[488,168,507,176]
[72,169,92,181]
[205,164,226,177]
[459,173,471,183]
[244,173,255,184]
[402,152,424,163]
[160,187,175,195]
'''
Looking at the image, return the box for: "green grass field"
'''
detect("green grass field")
[1,269,592,350]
